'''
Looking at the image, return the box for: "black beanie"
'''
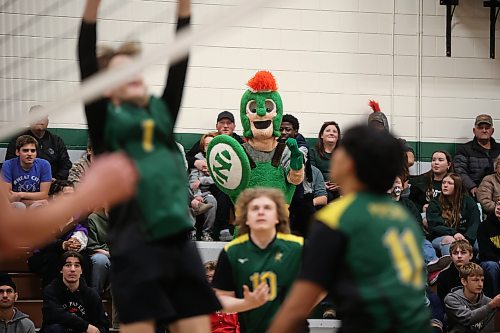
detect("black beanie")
[0,273,16,291]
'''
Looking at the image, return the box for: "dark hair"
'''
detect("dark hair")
[315,121,341,160]
[341,125,405,194]
[0,273,17,292]
[49,180,74,196]
[281,114,299,131]
[15,135,38,150]
[439,173,466,229]
[60,251,83,270]
[423,150,454,201]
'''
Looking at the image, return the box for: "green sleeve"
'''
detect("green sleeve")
[86,217,107,252]
[462,196,481,243]
[427,199,456,238]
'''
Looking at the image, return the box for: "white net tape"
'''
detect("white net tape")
[0,0,269,141]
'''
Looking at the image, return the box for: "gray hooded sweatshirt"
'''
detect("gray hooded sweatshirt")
[0,308,35,333]
[444,287,496,333]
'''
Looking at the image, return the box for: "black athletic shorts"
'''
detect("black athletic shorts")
[109,221,221,325]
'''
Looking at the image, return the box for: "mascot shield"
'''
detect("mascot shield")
[207,135,250,201]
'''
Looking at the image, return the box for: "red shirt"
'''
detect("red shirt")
[210,311,240,333]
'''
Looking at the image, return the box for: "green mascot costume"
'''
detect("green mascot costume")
[207,71,304,204]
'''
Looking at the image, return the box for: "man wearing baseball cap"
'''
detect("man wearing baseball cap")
[185,111,243,170]
[0,273,35,333]
[454,114,500,197]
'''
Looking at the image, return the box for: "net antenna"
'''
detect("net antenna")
[0,0,270,141]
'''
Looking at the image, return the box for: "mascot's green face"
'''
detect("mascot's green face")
[240,90,283,139]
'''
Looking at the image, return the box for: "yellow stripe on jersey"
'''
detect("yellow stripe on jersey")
[224,233,250,251]
[276,233,304,246]
[315,193,357,229]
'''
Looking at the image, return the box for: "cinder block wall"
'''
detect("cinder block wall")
[1,0,499,169]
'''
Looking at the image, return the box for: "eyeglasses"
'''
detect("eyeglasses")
[20,149,36,153]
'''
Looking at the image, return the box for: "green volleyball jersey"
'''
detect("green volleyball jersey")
[104,96,191,239]
[301,192,430,333]
[213,233,303,333]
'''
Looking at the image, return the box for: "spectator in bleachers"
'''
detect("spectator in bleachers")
[437,240,473,303]
[28,180,90,287]
[68,140,93,186]
[427,173,480,256]
[367,100,415,167]
[205,261,240,333]
[41,251,108,333]
[454,114,500,198]
[477,198,500,297]
[409,151,454,212]
[0,273,35,333]
[444,263,499,333]
[87,206,110,296]
[310,165,328,209]
[0,153,136,255]
[186,111,244,170]
[186,111,243,241]
[309,121,341,202]
[388,174,451,284]
[189,132,218,241]
[5,106,72,181]
[279,114,315,236]
[2,135,52,209]
[477,156,500,216]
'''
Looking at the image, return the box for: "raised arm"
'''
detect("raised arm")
[78,0,108,155]
[162,0,191,122]
[0,153,137,256]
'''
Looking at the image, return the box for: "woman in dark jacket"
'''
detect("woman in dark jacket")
[427,173,480,256]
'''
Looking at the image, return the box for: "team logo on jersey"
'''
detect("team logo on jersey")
[274,252,283,262]
[238,258,249,264]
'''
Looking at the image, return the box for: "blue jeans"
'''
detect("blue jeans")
[423,239,438,265]
[431,236,452,256]
[91,253,111,296]
[480,261,499,297]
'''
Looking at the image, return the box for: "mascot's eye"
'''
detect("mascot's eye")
[265,99,276,113]
[247,100,257,113]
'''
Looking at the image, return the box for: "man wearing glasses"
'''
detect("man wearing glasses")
[0,273,36,332]
[1,135,52,208]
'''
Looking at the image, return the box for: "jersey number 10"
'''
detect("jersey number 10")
[250,272,277,301]
[383,228,423,288]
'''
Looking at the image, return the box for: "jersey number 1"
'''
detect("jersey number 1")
[141,119,155,152]
[383,228,423,288]
[250,272,277,301]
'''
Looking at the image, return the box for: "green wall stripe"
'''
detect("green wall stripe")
[0,128,461,162]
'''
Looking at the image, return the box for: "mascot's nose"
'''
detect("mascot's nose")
[256,106,267,117]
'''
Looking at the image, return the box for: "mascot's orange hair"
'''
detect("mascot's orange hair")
[247,71,278,92]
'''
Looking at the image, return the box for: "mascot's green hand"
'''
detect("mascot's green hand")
[286,138,303,171]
